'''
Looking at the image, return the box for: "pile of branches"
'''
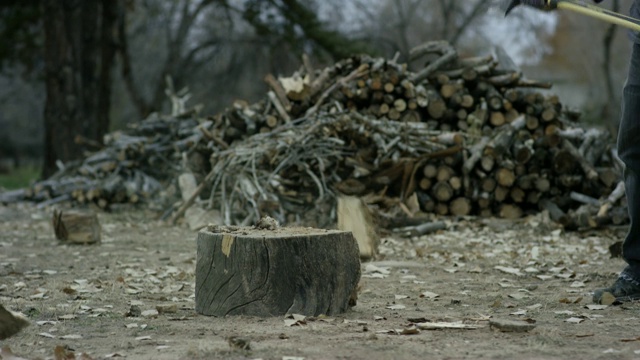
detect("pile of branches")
[0,41,627,230]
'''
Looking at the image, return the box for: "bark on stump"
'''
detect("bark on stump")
[195,225,361,317]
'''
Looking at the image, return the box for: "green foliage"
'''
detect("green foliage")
[0,165,40,189]
[0,0,43,74]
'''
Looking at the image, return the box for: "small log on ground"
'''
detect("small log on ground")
[52,209,101,244]
[337,195,379,259]
[195,225,361,317]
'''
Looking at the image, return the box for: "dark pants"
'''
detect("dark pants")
[620,42,640,282]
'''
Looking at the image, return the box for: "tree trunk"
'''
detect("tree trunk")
[42,0,119,178]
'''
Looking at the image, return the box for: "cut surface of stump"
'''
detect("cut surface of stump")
[196,225,361,317]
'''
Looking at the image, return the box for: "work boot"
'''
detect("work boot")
[593,275,640,304]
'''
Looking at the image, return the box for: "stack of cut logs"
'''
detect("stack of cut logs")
[0,41,627,230]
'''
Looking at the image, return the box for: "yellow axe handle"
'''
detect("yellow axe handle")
[557,0,640,32]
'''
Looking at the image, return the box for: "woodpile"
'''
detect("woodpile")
[0,41,627,230]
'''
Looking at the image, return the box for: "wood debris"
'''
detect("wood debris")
[0,41,627,230]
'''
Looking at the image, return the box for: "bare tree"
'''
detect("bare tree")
[42,0,120,177]
[118,0,234,118]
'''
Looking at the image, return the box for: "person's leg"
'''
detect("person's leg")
[593,41,640,303]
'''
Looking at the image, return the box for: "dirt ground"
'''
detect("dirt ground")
[1,203,639,360]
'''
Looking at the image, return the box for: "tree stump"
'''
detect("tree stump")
[52,209,101,244]
[196,225,361,317]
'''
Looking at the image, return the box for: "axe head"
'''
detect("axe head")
[504,0,552,16]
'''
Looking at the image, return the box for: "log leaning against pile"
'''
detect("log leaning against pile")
[0,41,626,230]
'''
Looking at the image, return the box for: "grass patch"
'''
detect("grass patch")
[0,165,40,189]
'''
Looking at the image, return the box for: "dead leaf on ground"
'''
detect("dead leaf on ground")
[284,314,307,327]
[227,336,251,350]
[494,266,523,276]
[54,345,95,360]
[104,352,126,358]
[508,293,528,300]
[420,291,439,299]
[559,297,583,304]
[565,317,585,324]
[415,321,482,330]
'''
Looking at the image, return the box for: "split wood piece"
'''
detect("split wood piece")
[450,197,472,216]
[561,139,599,181]
[539,198,573,228]
[495,168,516,188]
[306,64,369,116]
[570,191,599,206]
[195,225,361,317]
[485,84,504,111]
[494,186,510,203]
[598,167,619,188]
[572,204,600,229]
[52,209,101,244]
[484,115,526,158]
[498,204,523,219]
[423,163,438,178]
[0,305,29,340]
[337,195,379,260]
[432,181,454,202]
[492,46,520,74]
[463,136,490,174]
[169,167,217,225]
[264,74,292,111]
[267,91,291,123]
[597,181,625,218]
[409,41,458,83]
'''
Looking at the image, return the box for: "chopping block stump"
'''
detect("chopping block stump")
[195,225,361,317]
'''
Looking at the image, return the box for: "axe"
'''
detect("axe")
[505,0,640,32]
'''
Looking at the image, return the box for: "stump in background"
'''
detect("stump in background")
[52,209,101,244]
[196,225,361,317]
